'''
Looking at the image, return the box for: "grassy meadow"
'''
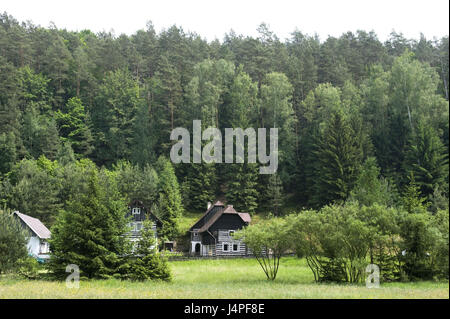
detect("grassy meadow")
[0,257,448,299]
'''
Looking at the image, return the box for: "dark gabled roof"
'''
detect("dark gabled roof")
[189,202,251,233]
[189,200,225,231]
[13,211,51,239]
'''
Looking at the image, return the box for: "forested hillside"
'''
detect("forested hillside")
[0,12,448,226]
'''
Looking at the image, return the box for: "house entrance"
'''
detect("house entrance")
[195,243,201,256]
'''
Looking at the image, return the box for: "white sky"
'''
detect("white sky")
[1,0,449,42]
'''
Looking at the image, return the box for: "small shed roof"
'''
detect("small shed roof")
[14,211,51,239]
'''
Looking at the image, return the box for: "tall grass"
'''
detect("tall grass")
[0,257,448,299]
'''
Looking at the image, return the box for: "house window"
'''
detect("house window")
[136,222,143,231]
[232,243,239,252]
[132,207,141,215]
[223,243,229,252]
[229,230,235,237]
[40,241,49,254]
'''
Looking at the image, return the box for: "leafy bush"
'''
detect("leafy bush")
[432,209,449,279]
[234,216,291,280]
[289,202,449,283]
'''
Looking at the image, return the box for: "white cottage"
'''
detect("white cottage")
[13,211,51,262]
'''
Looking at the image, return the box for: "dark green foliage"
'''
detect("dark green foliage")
[312,112,365,207]
[403,121,448,198]
[118,221,171,281]
[398,211,439,280]
[47,169,130,279]
[16,256,41,280]
[156,157,183,240]
[8,157,61,226]
[0,209,28,274]
[0,132,16,176]
[113,161,159,209]
[0,13,448,282]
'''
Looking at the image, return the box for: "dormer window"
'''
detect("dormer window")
[132,207,141,215]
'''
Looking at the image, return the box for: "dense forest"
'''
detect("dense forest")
[0,12,448,229]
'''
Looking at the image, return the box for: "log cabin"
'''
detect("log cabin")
[189,201,251,257]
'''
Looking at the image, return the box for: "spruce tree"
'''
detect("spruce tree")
[119,220,172,281]
[266,173,283,216]
[403,121,448,198]
[312,111,364,207]
[47,169,130,279]
[156,157,183,240]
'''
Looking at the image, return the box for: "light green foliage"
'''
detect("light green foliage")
[235,217,291,280]
[349,157,394,207]
[55,97,93,157]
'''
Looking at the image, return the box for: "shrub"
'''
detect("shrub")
[234,216,291,280]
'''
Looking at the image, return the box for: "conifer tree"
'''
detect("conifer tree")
[312,111,364,207]
[156,157,183,240]
[48,169,130,279]
[403,121,448,198]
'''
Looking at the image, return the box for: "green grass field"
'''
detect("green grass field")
[0,257,448,298]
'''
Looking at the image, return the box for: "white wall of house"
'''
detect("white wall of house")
[191,241,202,255]
[27,236,40,257]
[26,236,50,259]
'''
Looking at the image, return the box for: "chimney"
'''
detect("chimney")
[207,202,212,209]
